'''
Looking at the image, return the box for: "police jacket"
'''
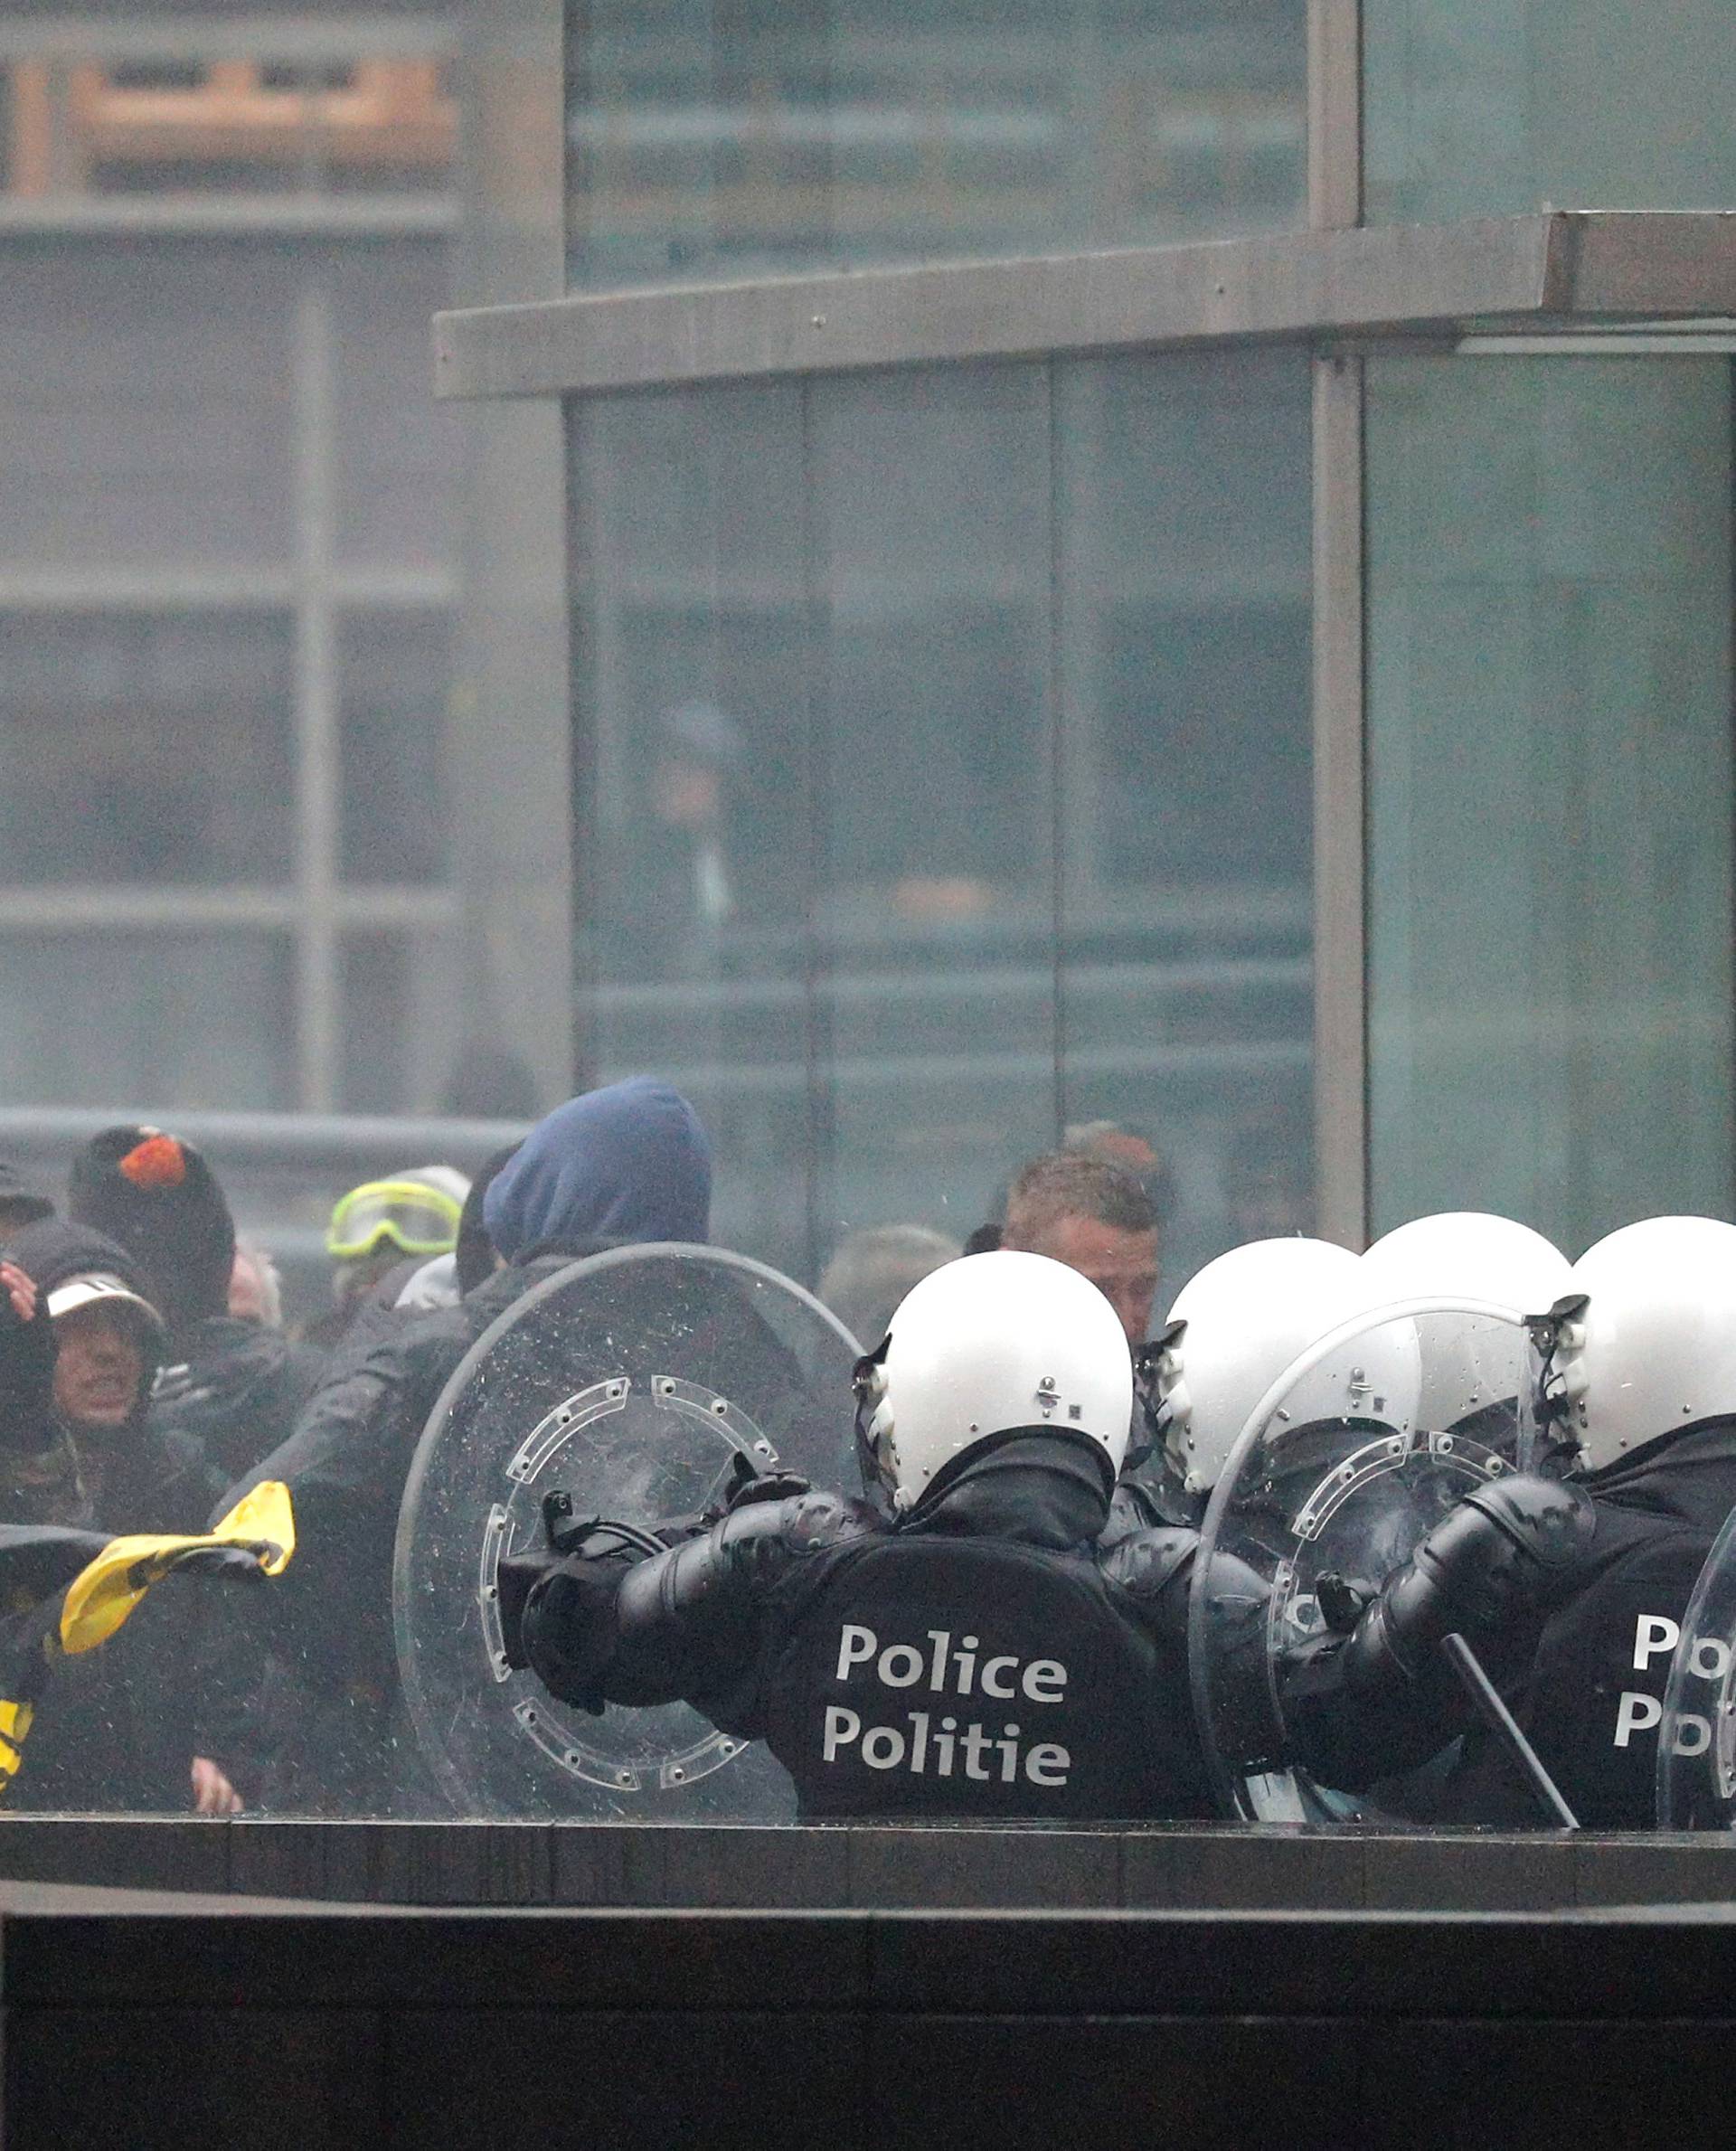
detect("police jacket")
[1285,1420,1736,1829]
[518,1429,1216,1821]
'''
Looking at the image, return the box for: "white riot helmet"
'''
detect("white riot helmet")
[1548,1216,1736,1473]
[1361,1212,1571,1309]
[1361,1212,1571,1436]
[854,1250,1133,1512]
[1146,1237,1364,1497]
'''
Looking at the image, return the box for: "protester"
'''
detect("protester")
[219,1078,714,1813]
[67,1126,322,1488]
[229,1238,286,1330]
[0,1218,244,1813]
[1000,1150,1160,1349]
[311,1165,470,1349]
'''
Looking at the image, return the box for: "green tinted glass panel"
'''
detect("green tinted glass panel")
[1366,356,1734,1250]
[569,350,1314,1297]
[1365,0,1736,223]
[566,0,1306,289]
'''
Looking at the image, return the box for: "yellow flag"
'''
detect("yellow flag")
[58,1481,297,1656]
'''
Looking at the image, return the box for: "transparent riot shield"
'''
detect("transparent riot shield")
[393,1243,861,1818]
[1656,1508,1736,1829]
[1189,1297,1546,1823]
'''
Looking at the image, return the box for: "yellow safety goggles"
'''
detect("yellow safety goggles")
[326,1178,464,1261]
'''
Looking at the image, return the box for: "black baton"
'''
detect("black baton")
[1439,1629,1580,1830]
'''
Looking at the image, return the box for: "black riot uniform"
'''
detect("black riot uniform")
[1282,1419,1736,1829]
[505,1429,1215,1822]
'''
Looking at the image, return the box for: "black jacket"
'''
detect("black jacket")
[216,1255,575,1813]
[1287,1420,1736,1829]
[521,1430,1215,1821]
[0,1417,229,1813]
[149,1316,325,1490]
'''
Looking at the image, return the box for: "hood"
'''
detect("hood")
[5,1218,159,1316]
[483,1078,711,1263]
[900,1429,1114,1551]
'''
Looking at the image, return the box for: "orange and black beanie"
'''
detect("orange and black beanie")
[66,1125,235,1336]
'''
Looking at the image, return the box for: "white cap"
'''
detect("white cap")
[46,1271,165,1331]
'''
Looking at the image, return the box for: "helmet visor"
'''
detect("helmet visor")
[327,1181,464,1261]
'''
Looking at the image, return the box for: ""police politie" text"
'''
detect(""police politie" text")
[822,1623,1072,1785]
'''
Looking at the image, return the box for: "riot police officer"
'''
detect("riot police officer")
[1281,1215,1736,1828]
[500,1250,1216,1821]
[1111,1233,1367,1535]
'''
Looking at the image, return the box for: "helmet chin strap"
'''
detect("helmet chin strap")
[852,1334,897,1506]
[1127,1319,1185,1476]
[1526,1293,1590,1464]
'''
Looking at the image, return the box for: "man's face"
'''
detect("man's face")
[229,1248,269,1326]
[52,1305,146,1432]
[1025,1212,1159,1349]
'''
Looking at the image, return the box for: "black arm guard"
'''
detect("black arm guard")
[520,1490,872,1714]
[1099,1525,1198,1626]
[1332,1472,1594,1695]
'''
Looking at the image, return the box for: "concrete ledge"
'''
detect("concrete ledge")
[0,1816,1733,1911]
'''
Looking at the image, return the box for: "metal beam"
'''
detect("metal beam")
[0,887,458,931]
[1307,0,1362,231]
[1311,354,1368,1252]
[0,197,457,241]
[0,20,458,63]
[0,568,456,613]
[434,212,1736,401]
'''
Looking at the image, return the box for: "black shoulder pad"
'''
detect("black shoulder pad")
[1100,1524,1198,1603]
[1461,1472,1596,1570]
[714,1487,878,1585]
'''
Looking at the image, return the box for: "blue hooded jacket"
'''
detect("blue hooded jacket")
[482,1079,712,1263]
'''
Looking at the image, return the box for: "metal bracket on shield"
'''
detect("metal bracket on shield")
[506,1375,631,1483]
[1289,1433,1415,1541]
[510,1693,744,1794]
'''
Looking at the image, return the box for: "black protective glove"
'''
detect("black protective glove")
[511,1557,625,1716]
[722,1452,812,1514]
[0,1272,56,1454]
[1330,1472,1595,1693]
[497,1547,564,1671]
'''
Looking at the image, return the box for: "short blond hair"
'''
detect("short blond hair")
[1002,1151,1155,1250]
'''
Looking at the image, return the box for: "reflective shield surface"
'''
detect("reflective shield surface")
[1189,1299,1543,1822]
[394,1243,860,1817]
[1656,1507,1736,1829]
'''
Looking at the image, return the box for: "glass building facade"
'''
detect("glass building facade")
[558,0,1317,1296]
[0,22,467,1118]
[572,350,1314,1286]
[429,0,1736,1288]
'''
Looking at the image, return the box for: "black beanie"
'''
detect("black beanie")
[5,1217,158,1313]
[66,1125,235,1339]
